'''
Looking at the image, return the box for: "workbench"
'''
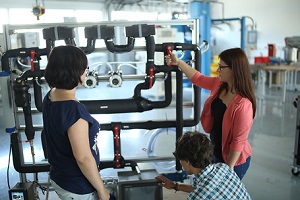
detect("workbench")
[250,64,299,102]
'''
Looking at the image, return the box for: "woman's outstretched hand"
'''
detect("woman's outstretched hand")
[165,52,179,66]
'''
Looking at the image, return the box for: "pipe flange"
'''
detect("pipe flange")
[108,70,122,87]
[84,75,97,88]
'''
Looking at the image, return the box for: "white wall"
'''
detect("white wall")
[0,0,104,10]
[1,0,299,62]
[0,0,186,21]
[211,0,300,63]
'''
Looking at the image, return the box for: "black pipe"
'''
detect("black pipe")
[13,79,35,141]
[184,48,201,127]
[99,117,199,131]
[133,81,152,97]
[82,96,155,114]
[45,40,55,50]
[16,68,45,113]
[82,36,174,114]
[11,132,50,173]
[82,67,173,114]
[99,48,202,131]
[21,69,45,80]
[105,37,135,53]
[33,78,43,112]
[155,43,198,52]
[151,71,172,108]
[81,39,96,54]
[1,48,48,72]
[145,36,155,62]
[31,57,43,112]
[99,160,138,171]
[175,68,183,171]
[23,105,35,141]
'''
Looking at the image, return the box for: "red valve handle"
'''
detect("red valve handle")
[113,126,120,146]
[115,150,120,168]
[149,67,154,89]
[166,45,172,67]
[30,50,36,71]
[113,125,121,168]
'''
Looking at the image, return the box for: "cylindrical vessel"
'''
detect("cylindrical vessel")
[0,72,15,133]
[284,47,298,63]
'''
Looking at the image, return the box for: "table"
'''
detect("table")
[250,65,299,103]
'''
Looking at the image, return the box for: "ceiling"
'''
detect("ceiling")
[41,0,193,11]
[44,0,191,3]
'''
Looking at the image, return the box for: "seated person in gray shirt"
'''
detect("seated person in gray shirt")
[156,131,251,200]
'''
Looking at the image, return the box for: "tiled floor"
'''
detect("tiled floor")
[1,80,300,200]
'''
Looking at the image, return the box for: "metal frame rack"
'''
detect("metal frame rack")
[2,20,199,52]
[1,19,208,199]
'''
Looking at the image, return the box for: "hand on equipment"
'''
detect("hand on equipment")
[165,52,180,66]
[155,175,176,190]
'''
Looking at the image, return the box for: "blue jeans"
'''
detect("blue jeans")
[212,156,251,180]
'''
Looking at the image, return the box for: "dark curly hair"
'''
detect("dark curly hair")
[173,131,214,169]
[44,45,87,90]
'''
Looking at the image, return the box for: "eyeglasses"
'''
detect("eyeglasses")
[218,65,230,70]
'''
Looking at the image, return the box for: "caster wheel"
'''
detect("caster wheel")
[291,168,300,176]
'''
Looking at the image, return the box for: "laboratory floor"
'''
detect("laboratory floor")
[1,83,300,200]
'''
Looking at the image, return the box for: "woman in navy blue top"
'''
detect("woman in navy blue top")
[43,45,110,200]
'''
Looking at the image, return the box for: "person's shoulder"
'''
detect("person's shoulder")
[56,100,89,116]
[211,163,234,175]
[71,101,90,115]
[213,162,230,169]
[233,94,252,105]
[65,100,85,108]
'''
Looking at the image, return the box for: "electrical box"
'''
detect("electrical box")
[8,182,35,200]
[22,32,40,48]
[154,28,177,65]
[10,32,40,49]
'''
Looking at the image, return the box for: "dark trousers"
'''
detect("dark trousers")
[212,156,251,180]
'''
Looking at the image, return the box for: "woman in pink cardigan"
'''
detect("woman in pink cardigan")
[166,48,256,180]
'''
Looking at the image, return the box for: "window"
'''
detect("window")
[111,11,171,21]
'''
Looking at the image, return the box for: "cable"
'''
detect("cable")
[117,63,145,74]
[33,180,48,195]
[35,78,42,87]
[7,141,12,189]
[17,58,31,68]
[89,62,113,72]
[243,15,256,31]
[145,128,177,171]
[45,173,50,200]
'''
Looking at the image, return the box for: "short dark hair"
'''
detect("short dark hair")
[173,131,213,168]
[44,45,87,89]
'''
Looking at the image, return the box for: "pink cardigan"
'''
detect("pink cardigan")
[191,72,253,166]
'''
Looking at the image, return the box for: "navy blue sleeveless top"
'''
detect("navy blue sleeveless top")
[42,91,100,194]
